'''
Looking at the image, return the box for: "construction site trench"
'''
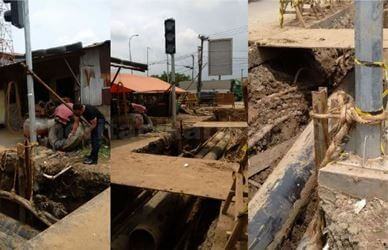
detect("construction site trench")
[247,5,359,247]
[0,145,110,248]
[111,108,247,250]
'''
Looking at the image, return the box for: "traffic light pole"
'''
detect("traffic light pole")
[23,0,37,143]
[171,54,176,129]
[354,0,383,158]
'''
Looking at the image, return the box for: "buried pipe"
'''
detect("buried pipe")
[248,122,315,250]
[128,192,191,250]
[0,212,39,240]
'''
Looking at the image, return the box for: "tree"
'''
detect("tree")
[151,71,191,85]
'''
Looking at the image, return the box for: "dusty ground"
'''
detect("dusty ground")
[0,129,23,151]
[249,1,352,41]
[319,186,388,249]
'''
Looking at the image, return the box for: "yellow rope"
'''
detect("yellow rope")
[279,0,285,28]
[354,59,388,97]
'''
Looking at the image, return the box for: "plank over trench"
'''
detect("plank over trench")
[192,121,248,128]
[111,152,236,200]
[253,28,388,49]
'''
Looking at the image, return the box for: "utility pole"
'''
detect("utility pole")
[23,0,36,143]
[354,0,383,158]
[241,68,243,83]
[197,35,209,99]
[146,47,150,76]
[191,54,194,85]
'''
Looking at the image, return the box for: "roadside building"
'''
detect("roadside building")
[0,41,111,131]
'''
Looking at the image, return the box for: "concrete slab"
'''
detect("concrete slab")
[253,28,388,49]
[24,188,110,250]
[111,152,236,200]
[319,162,388,201]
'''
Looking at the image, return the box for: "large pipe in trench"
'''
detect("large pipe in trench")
[248,122,315,250]
[128,130,230,249]
[0,212,40,249]
[128,192,191,250]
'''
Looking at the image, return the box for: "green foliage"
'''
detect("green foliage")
[151,71,191,85]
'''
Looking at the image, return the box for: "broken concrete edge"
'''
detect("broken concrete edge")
[318,162,388,202]
[23,188,110,250]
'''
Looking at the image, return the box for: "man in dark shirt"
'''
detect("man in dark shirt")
[71,104,105,164]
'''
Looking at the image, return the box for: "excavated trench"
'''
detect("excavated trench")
[111,132,219,250]
[0,147,109,248]
[248,46,354,248]
[112,109,247,250]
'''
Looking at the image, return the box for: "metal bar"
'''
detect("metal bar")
[63,58,81,87]
[111,66,121,85]
[21,63,91,127]
[171,54,176,129]
[354,0,383,158]
[23,0,37,143]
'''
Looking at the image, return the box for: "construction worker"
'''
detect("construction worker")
[49,102,74,150]
[71,104,105,165]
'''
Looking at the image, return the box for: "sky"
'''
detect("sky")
[111,0,248,80]
[9,0,110,52]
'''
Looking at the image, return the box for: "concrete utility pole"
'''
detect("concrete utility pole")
[24,0,36,143]
[128,34,139,74]
[197,35,209,99]
[354,0,383,158]
[146,47,150,76]
[241,68,244,83]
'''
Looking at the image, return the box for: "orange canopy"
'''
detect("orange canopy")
[111,73,186,94]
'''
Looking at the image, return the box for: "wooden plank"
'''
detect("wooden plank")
[312,88,329,170]
[111,152,236,200]
[212,202,235,250]
[111,135,161,151]
[192,121,248,128]
[235,173,244,219]
[253,28,388,49]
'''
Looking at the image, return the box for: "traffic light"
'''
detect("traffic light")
[4,0,25,29]
[164,18,175,54]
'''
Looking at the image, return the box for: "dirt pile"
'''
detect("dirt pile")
[319,187,388,249]
[0,146,109,229]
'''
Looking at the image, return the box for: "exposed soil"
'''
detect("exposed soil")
[319,186,388,249]
[0,146,109,237]
[248,6,355,247]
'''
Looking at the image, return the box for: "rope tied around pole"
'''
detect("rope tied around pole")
[310,91,387,168]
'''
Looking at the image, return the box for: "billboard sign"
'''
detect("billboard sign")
[208,38,233,76]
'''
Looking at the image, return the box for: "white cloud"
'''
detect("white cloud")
[111,0,248,79]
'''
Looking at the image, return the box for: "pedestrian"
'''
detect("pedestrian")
[71,104,105,165]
